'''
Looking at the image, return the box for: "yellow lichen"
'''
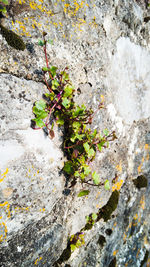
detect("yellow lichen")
[112,179,123,191]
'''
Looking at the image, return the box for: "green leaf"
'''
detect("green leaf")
[83,165,91,176]
[42,67,49,72]
[83,142,90,153]
[72,121,81,129]
[78,190,90,197]
[1,0,8,5]
[91,129,97,138]
[64,85,73,97]
[92,213,97,221]
[104,179,110,190]
[62,97,70,109]
[33,118,45,128]
[97,143,103,151]
[61,71,69,82]
[0,5,6,13]
[52,79,59,89]
[63,161,74,174]
[74,171,80,177]
[85,215,90,223]
[44,92,55,100]
[47,39,53,45]
[92,172,100,185]
[103,128,109,136]
[35,100,46,110]
[88,148,95,157]
[50,66,57,77]
[57,118,64,126]
[38,40,45,46]
[70,244,76,252]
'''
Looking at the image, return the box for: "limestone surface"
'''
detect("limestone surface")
[0,0,150,266]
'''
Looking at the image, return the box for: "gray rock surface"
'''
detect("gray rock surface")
[0,0,150,266]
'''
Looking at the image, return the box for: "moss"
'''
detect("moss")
[98,190,119,222]
[140,250,149,267]
[133,175,148,189]
[0,24,25,50]
[108,257,117,267]
[97,235,106,247]
[54,243,71,266]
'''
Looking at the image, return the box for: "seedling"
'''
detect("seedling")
[32,32,117,194]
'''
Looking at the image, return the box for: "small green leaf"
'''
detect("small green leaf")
[33,119,45,128]
[57,118,64,126]
[35,100,46,110]
[72,121,81,129]
[97,143,102,151]
[74,171,80,177]
[52,79,59,89]
[92,172,100,185]
[85,215,90,223]
[38,40,45,46]
[64,85,73,97]
[83,142,90,153]
[50,66,57,77]
[47,39,53,45]
[63,161,74,174]
[70,244,76,252]
[61,71,69,82]
[0,5,6,13]
[103,128,109,136]
[78,190,90,197]
[1,0,8,5]
[92,213,97,221]
[104,179,110,190]
[42,67,49,72]
[88,148,95,157]
[62,97,70,109]
[83,165,91,176]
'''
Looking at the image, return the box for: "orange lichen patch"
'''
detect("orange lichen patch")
[116,161,122,172]
[136,248,140,258]
[140,196,145,210]
[14,206,30,213]
[0,222,7,242]
[2,188,13,199]
[146,153,149,161]
[146,258,150,267]
[125,263,128,267]
[0,202,11,218]
[114,222,117,227]
[95,192,100,199]
[133,214,138,220]
[39,208,45,212]
[145,144,149,150]
[112,179,123,191]
[123,233,127,241]
[138,163,142,173]
[0,168,9,182]
[34,257,43,265]
[100,94,105,102]
[113,250,118,256]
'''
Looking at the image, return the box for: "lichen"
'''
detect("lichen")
[133,175,148,189]
[0,24,25,50]
[97,190,119,222]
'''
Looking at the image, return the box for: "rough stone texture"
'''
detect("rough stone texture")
[0,0,150,266]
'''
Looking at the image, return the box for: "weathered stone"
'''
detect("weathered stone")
[0,0,150,266]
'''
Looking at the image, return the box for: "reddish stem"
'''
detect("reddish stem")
[46,90,63,126]
[44,73,53,93]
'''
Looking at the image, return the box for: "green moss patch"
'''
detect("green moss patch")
[98,190,119,222]
[133,175,148,189]
[0,24,25,50]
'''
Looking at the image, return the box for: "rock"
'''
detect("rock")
[0,0,150,266]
